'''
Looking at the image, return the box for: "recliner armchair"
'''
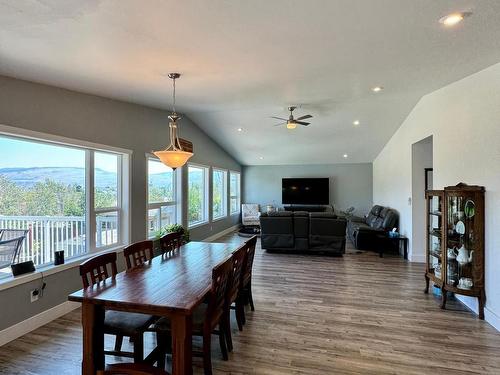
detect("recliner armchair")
[347,205,399,250]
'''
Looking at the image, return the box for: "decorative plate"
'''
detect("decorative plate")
[455,220,465,235]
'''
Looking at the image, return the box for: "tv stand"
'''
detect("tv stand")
[284,205,333,213]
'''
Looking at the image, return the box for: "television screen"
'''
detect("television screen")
[282,178,329,205]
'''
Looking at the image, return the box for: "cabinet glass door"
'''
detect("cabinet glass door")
[427,193,443,280]
[445,193,476,289]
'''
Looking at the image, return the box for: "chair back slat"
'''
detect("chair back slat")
[227,244,246,305]
[159,232,182,255]
[206,256,232,326]
[123,240,154,269]
[79,252,117,288]
[242,235,257,286]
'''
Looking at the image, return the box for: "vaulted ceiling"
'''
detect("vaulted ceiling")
[2,0,500,165]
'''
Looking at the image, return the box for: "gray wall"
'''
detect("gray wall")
[0,75,240,330]
[243,163,373,215]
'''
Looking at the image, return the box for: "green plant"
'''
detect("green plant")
[157,223,190,243]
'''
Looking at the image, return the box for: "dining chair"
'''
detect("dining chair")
[79,252,156,362]
[223,244,247,351]
[98,363,170,375]
[123,240,154,269]
[239,235,257,325]
[155,256,233,375]
[158,232,182,255]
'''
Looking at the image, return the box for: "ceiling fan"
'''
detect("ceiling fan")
[271,106,312,129]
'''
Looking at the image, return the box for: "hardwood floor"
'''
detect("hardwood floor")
[1,234,500,374]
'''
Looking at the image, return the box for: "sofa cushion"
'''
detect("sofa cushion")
[309,212,337,218]
[293,212,309,238]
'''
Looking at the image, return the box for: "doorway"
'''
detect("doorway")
[411,136,433,262]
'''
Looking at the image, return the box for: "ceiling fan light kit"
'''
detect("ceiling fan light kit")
[153,73,194,169]
[272,106,313,130]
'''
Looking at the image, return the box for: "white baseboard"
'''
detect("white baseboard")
[485,307,500,332]
[0,301,79,347]
[203,224,240,242]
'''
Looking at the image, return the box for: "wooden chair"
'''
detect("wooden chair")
[79,252,156,362]
[98,363,170,375]
[223,244,247,351]
[239,236,257,325]
[155,257,233,375]
[158,232,182,255]
[124,240,154,269]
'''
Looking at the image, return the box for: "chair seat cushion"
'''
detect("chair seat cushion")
[104,311,155,336]
[154,303,207,334]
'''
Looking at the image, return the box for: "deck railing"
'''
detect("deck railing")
[0,215,116,266]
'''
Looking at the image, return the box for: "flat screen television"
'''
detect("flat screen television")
[282,178,329,205]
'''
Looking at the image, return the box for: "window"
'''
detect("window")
[0,132,129,270]
[230,171,241,214]
[94,152,120,247]
[212,168,227,220]
[188,164,208,227]
[147,157,176,236]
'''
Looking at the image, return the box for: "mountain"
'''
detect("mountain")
[0,167,171,189]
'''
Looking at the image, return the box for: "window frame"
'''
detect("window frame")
[187,162,210,229]
[212,167,228,221]
[92,151,123,249]
[229,170,241,215]
[145,154,177,238]
[0,123,131,267]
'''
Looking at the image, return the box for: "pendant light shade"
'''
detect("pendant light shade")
[153,73,193,169]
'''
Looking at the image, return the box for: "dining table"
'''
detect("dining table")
[68,241,236,375]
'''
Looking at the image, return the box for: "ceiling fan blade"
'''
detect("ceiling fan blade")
[296,121,310,126]
[295,114,312,121]
[270,116,288,121]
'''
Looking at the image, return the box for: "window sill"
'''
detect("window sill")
[0,245,125,292]
[230,211,241,216]
[212,215,228,222]
[188,221,209,230]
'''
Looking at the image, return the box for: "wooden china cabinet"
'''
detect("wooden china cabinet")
[424,183,485,319]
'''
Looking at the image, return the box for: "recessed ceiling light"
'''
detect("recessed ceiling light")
[343,154,348,158]
[372,86,383,93]
[353,120,360,126]
[237,127,243,132]
[439,12,471,27]
[259,156,264,160]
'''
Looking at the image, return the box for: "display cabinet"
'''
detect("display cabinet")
[424,183,485,319]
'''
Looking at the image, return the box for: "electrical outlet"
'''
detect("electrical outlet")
[30,289,39,303]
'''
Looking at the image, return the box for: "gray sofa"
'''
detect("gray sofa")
[347,205,399,250]
[260,211,347,255]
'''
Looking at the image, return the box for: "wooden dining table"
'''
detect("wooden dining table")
[68,241,236,375]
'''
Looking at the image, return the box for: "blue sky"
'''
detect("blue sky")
[0,135,117,172]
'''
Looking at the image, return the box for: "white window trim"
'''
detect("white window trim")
[187,162,210,229]
[229,170,241,215]
[146,154,177,238]
[0,123,132,265]
[212,167,228,221]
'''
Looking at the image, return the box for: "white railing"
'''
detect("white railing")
[0,215,117,266]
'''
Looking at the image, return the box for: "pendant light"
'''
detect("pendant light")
[153,73,193,169]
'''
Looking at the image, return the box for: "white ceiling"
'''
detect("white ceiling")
[1,1,500,166]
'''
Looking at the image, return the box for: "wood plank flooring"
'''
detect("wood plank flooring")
[1,234,500,374]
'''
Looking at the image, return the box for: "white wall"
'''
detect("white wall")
[243,163,373,216]
[373,62,500,329]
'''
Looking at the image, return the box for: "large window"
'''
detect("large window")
[0,131,129,270]
[147,157,176,236]
[230,171,241,214]
[188,164,208,227]
[212,168,227,220]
